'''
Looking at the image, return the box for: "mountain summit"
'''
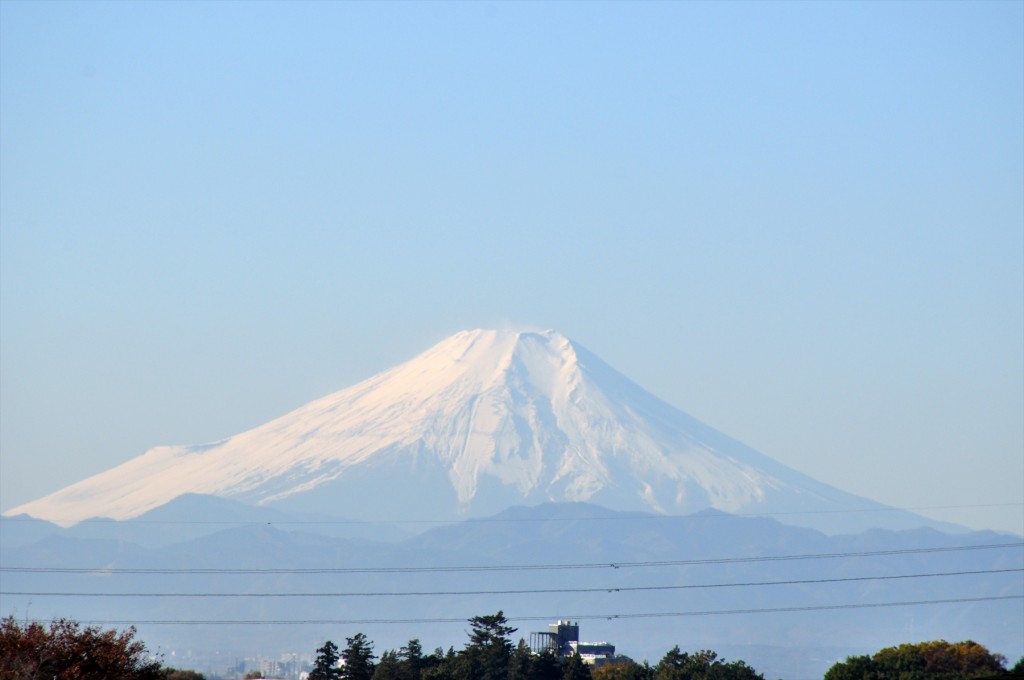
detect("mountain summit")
[7,329,938,532]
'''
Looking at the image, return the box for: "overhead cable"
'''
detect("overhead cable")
[4,542,1020,575]
[4,567,1019,598]
[19,594,1022,626]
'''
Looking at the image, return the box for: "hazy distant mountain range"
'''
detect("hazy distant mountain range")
[1,501,1020,680]
[4,329,961,534]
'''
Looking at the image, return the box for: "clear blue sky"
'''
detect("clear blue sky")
[1,0,1021,533]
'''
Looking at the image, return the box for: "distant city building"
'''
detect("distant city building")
[529,620,617,665]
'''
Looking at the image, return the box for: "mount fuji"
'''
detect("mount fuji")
[6,329,946,533]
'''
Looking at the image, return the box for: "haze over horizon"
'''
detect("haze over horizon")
[1,2,1021,534]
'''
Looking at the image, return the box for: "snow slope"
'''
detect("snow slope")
[5,329,942,532]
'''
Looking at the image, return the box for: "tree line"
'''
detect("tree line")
[309,611,1022,680]
[308,611,763,680]
[2,612,1021,680]
[824,640,1023,680]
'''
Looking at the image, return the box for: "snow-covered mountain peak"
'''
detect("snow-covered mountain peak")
[6,329,932,533]
[351,328,586,408]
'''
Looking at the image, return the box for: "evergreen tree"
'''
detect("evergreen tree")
[654,647,688,680]
[376,650,403,680]
[342,633,377,680]
[423,646,467,680]
[310,640,343,680]
[467,612,517,652]
[654,648,761,680]
[562,653,592,680]
[465,611,517,680]
[422,653,451,680]
[401,638,425,680]
[530,651,564,680]
[509,639,533,680]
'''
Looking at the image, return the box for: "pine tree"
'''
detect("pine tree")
[376,649,403,680]
[400,638,425,680]
[342,633,377,680]
[465,611,517,680]
[310,640,342,680]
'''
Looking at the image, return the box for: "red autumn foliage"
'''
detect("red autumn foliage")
[0,615,165,680]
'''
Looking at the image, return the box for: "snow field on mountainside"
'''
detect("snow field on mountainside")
[6,329,942,533]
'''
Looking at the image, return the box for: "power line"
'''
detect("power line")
[4,541,1019,575]
[19,595,1022,626]
[4,567,1019,598]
